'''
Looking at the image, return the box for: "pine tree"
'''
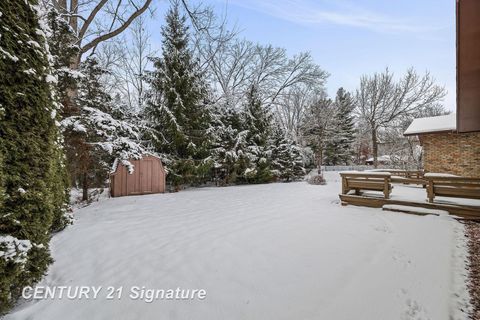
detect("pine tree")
[270,126,306,182]
[45,6,81,196]
[211,107,249,185]
[301,96,334,171]
[44,8,77,231]
[62,58,144,201]
[76,58,112,200]
[0,106,4,211]
[324,88,356,165]
[146,2,212,189]
[243,85,272,147]
[46,6,79,107]
[242,85,274,183]
[0,0,68,312]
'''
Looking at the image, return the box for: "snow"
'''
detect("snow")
[404,113,456,136]
[383,205,449,216]
[0,47,19,62]
[424,173,459,178]
[70,188,110,209]
[340,170,391,176]
[45,74,57,84]
[366,155,391,162]
[0,236,32,264]
[23,68,36,75]
[5,173,470,320]
[111,158,119,173]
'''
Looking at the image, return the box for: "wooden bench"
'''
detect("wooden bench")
[340,172,392,199]
[425,175,480,203]
[372,170,426,186]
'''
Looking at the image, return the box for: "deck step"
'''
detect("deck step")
[382,205,449,216]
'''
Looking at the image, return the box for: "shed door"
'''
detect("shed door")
[142,160,153,193]
[131,160,142,194]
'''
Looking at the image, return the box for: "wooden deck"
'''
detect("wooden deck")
[339,194,480,220]
[339,170,480,220]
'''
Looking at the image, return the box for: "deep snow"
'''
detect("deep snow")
[4,173,471,320]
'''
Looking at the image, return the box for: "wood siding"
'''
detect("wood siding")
[110,156,166,197]
[457,0,480,133]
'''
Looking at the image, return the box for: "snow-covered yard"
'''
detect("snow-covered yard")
[5,173,470,320]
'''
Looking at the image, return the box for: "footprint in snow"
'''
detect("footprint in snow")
[392,251,412,269]
[402,298,430,320]
[372,224,392,233]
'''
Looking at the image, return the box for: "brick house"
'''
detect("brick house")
[404,113,480,176]
[404,0,480,177]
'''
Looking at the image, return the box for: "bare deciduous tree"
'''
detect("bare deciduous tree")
[205,38,328,112]
[45,0,153,68]
[96,14,155,112]
[275,84,324,141]
[355,68,446,168]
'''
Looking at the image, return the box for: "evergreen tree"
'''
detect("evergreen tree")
[211,107,249,185]
[43,8,76,231]
[0,104,4,211]
[212,86,309,185]
[301,96,334,171]
[75,58,112,200]
[242,85,274,183]
[45,6,82,200]
[243,85,272,147]
[62,58,144,201]
[324,88,356,165]
[46,6,79,109]
[0,0,68,312]
[270,126,306,182]
[146,2,212,190]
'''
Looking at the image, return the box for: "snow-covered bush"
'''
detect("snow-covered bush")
[307,174,327,185]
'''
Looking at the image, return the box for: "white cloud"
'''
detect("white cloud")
[224,0,442,34]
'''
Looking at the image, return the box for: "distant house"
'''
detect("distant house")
[404,0,480,177]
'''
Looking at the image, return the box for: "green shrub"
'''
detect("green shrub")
[0,0,69,313]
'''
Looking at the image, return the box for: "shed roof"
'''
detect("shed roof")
[404,113,456,136]
[110,153,164,174]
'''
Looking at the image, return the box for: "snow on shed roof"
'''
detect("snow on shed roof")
[110,153,164,174]
[404,113,456,136]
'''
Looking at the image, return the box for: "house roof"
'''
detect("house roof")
[404,113,457,136]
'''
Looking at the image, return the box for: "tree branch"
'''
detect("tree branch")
[78,0,108,41]
[80,0,153,56]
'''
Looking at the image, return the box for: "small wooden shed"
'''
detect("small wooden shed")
[110,155,166,197]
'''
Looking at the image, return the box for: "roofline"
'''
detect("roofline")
[110,153,164,175]
[403,129,457,137]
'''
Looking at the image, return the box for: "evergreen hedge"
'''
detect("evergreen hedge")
[0,0,69,313]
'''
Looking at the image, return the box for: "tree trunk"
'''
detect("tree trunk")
[82,172,88,201]
[317,146,323,174]
[371,128,378,168]
[69,0,78,33]
[56,0,68,13]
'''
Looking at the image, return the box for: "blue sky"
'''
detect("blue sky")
[149,0,456,110]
